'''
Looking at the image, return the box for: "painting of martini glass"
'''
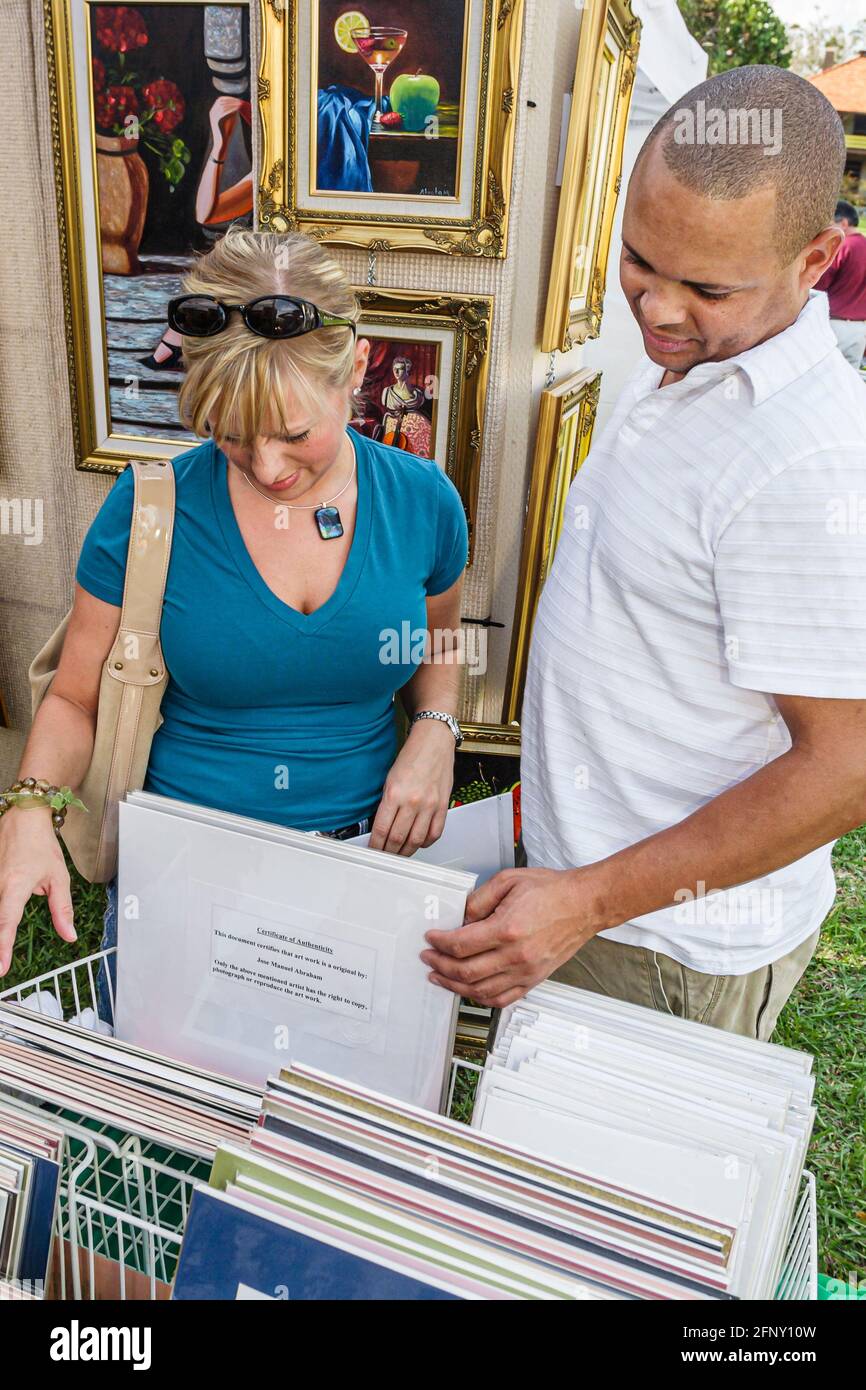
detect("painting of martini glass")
[352,24,407,132]
[316,1,467,197]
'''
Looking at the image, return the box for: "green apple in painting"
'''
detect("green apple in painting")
[389,70,440,133]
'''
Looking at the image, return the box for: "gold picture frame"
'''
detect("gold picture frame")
[459,720,522,755]
[456,368,600,754]
[541,0,639,351]
[258,0,525,257]
[502,367,601,724]
[45,0,259,473]
[351,286,493,563]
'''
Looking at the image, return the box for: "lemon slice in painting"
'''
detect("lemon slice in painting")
[334,11,369,53]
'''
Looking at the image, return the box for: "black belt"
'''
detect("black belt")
[310,815,371,841]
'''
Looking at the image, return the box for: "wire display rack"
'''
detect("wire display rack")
[0,948,817,1301]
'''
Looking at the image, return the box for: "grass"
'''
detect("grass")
[773,825,866,1284]
[2,832,864,1282]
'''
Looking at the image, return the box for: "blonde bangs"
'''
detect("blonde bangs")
[178,338,323,446]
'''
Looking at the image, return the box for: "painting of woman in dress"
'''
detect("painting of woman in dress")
[378,356,433,453]
[351,339,437,457]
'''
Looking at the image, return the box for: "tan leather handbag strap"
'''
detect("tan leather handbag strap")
[105,459,175,688]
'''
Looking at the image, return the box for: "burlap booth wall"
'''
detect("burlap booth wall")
[0,0,586,788]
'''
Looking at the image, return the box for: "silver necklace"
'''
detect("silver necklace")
[239,437,357,540]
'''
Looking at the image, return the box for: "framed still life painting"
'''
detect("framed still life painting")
[349,287,493,561]
[542,0,640,350]
[259,0,525,256]
[46,0,258,471]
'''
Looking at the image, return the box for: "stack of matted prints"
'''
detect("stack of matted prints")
[172,1044,809,1301]
[0,1004,259,1159]
[0,1102,64,1296]
[472,982,815,1300]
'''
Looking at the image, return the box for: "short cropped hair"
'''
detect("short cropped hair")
[835,200,859,226]
[637,66,846,263]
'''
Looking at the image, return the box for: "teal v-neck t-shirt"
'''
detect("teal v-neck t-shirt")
[76,431,468,831]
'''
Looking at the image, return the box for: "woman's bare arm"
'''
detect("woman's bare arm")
[18,584,122,785]
[0,585,122,972]
[369,576,464,854]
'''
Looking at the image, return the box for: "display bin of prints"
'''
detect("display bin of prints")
[0,949,818,1302]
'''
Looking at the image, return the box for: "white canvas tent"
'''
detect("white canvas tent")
[583,0,708,430]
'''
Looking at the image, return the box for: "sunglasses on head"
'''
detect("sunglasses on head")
[167,294,358,341]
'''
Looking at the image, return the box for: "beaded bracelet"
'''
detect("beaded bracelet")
[0,779,87,833]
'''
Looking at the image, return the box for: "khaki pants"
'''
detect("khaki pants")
[515,841,819,1041]
[830,317,866,370]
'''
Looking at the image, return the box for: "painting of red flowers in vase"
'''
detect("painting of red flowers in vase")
[88,3,253,439]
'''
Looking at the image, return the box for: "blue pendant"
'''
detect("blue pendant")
[315,505,344,540]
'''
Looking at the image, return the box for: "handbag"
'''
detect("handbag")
[27,459,176,883]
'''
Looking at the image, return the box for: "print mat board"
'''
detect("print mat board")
[115,796,475,1109]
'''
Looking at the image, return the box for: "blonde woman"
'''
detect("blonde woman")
[0,228,468,1000]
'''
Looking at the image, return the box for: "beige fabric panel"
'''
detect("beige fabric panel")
[0,0,115,783]
[0,0,590,785]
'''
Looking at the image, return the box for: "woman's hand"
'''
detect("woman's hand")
[369,719,456,855]
[0,809,77,976]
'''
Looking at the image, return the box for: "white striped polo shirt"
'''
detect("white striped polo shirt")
[521,291,866,974]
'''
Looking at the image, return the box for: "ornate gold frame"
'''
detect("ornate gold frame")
[455,368,600,754]
[44,0,259,472]
[459,720,522,756]
[46,0,105,471]
[502,367,601,723]
[352,287,492,564]
[258,0,525,257]
[541,0,639,351]
[46,0,519,471]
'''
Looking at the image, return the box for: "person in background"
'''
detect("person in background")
[816,199,866,371]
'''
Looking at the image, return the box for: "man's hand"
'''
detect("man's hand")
[421,865,601,1008]
[420,692,866,1010]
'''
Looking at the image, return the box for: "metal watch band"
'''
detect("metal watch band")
[410,710,463,748]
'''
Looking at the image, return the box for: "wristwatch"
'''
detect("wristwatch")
[410,709,463,749]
